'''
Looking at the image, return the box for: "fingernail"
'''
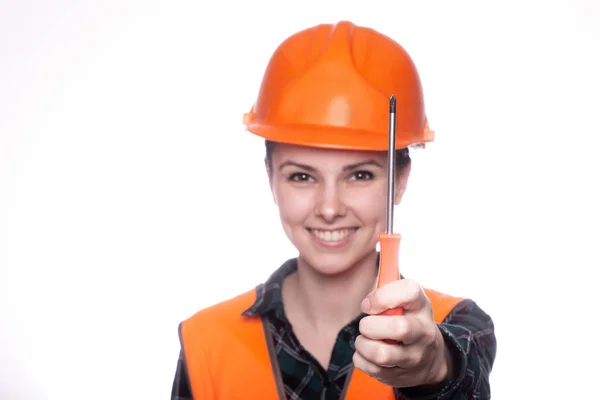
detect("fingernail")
[361,297,371,313]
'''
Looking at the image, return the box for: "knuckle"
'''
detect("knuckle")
[375,345,391,365]
[404,279,423,298]
[425,324,438,344]
[354,334,364,350]
[411,356,422,368]
[371,290,385,308]
[406,352,423,368]
[352,351,360,365]
[390,317,407,338]
[358,318,365,333]
[367,362,382,375]
[358,316,371,334]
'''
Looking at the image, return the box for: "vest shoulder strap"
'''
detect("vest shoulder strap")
[180,288,283,399]
[423,287,466,323]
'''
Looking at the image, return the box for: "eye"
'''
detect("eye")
[287,172,314,182]
[350,170,374,181]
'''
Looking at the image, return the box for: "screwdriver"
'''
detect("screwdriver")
[376,94,404,322]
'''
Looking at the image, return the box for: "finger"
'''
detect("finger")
[352,349,385,377]
[359,315,426,345]
[354,334,405,368]
[361,279,428,315]
[352,351,413,388]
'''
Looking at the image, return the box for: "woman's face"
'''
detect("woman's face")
[268,143,410,276]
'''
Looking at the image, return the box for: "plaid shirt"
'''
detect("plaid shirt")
[171,257,496,399]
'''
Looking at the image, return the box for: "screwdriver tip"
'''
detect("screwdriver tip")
[389,95,396,113]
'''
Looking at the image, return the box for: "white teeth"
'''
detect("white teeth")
[310,228,356,242]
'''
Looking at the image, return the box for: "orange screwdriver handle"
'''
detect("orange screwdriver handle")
[376,232,403,344]
[376,232,402,288]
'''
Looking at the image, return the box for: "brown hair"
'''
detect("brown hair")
[264,140,411,172]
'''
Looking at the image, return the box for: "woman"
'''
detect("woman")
[171,21,496,400]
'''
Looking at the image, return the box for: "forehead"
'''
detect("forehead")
[272,143,384,165]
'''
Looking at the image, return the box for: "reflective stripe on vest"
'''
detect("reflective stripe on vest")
[180,288,465,400]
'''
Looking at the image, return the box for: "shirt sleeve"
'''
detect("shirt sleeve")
[394,299,497,400]
[170,348,194,400]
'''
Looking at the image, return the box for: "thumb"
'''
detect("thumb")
[361,279,426,314]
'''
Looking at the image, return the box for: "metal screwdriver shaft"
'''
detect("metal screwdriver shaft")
[376,95,404,324]
[386,95,397,234]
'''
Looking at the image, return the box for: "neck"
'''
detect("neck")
[283,251,378,334]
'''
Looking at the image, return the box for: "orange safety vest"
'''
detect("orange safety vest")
[180,288,464,400]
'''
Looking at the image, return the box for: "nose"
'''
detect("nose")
[315,182,347,222]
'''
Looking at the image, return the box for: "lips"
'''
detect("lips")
[308,228,358,242]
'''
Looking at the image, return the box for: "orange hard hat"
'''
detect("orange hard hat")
[243,21,433,151]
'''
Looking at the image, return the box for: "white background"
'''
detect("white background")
[1,0,599,399]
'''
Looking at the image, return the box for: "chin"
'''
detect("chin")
[299,249,373,277]
[305,253,354,275]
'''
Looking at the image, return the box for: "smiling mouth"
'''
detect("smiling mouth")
[308,228,359,242]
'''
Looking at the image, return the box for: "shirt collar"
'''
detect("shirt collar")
[241,257,298,317]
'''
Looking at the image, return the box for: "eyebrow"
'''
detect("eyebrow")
[278,161,316,172]
[278,159,384,172]
[342,160,384,171]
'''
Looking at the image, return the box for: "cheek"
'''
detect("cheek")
[347,188,387,223]
[275,187,313,225]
